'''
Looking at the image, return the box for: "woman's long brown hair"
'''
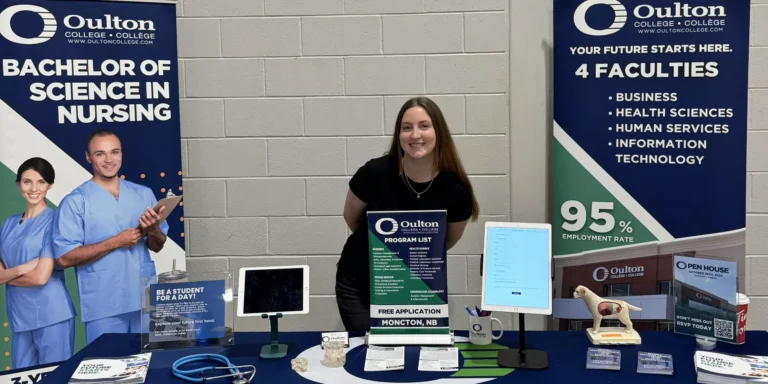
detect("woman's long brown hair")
[387,97,479,222]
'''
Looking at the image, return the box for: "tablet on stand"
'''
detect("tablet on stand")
[481,222,552,370]
[237,266,310,359]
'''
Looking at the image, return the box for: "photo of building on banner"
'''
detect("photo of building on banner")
[0,0,183,373]
[366,211,451,345]
[551,0,750,332]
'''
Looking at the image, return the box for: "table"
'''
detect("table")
[40,330,768,383]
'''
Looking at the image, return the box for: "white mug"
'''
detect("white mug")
[469,315,503,345]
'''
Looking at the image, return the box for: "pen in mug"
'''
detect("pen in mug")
[465,306,474,316]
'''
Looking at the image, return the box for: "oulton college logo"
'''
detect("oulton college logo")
[375,218,399,236]
[573,0,627,36]
[592,266,610,282]
[0,4,57,45]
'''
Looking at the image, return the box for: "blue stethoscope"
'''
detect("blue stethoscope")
[172,354,255,384]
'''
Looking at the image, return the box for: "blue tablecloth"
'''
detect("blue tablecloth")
[40,330,768,383]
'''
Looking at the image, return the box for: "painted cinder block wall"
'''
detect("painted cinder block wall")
[177,0,768,332]
[744,0,768,329]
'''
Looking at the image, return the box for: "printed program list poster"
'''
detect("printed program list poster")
[367,211,450,335]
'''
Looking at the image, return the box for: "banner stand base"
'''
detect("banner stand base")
[365,330,454,346]
[695,334,717,350]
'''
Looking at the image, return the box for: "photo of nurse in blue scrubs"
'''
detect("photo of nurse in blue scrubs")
[52,129,168,345]
[0,157,76,369]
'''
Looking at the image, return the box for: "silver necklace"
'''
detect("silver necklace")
[404,172,435,199]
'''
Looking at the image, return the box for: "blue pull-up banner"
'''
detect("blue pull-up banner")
[0,0,183,370]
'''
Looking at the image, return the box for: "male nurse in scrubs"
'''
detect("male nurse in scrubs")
[0,157,76,368]
[52,129,169,344]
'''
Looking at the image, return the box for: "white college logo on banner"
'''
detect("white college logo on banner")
[573,0,627,36]
[0,4,57,45]
[593,267,610,282]
[573,0,729,37]
[0,4,158,46]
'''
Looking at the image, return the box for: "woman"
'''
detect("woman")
[336,97,479,331]
[0,157,76,369]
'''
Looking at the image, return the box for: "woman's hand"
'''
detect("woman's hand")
[0,258,41,286]
[17,258,39,275]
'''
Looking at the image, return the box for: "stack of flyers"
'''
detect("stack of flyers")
[637,352,674,375]
[586,347,621,371]
[69,353,152,384]
[418,347,459,372]
[694,350,768,383]
[364,346,405,372]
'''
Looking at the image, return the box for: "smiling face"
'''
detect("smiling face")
[17,169,52,206]
[86,134,123,179]
[399,106,437,161]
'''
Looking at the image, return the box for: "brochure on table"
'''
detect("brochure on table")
[141,268,234,351]
[366,210,451,345]
[69,353,152,384]
[695,350,768,382]
[673,255,738,344]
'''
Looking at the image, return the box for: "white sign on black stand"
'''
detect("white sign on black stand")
[481,222,553,370]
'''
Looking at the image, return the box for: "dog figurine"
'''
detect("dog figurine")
[573,285,642,334]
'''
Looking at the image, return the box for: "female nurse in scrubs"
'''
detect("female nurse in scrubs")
[0,157,76,369]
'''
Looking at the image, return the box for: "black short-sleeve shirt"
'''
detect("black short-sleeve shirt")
[338,154,473,283]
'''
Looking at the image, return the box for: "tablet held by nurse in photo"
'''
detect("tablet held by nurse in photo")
[51,129,176,345]
[0,157,77,369]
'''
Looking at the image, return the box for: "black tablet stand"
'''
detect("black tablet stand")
[497,313,548,369]
[260,313,287,359]
[478,252,550,369]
